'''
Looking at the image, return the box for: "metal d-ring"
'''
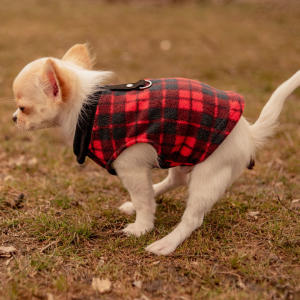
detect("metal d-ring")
[139,80,152,90]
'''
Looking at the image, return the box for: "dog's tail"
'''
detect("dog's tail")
[250,70,300,148]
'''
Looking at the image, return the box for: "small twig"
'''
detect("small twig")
[39,240,58,253]
[5,256,14,266]
[277,195,300,215]
[0,210,8,219]
[116,221,126,231]
[5,193,24,209]
[218,271,242,281]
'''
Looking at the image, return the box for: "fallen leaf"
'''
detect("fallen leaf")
[237,280,246,290]
[5,193,24,208]
[0,246,17,257]
[4,175,14,182]
[290,200,300,210]
[247,211,259,217]
[269,253,279,261]
[113,281,122,290]
[47,293,54,300]
[152,260,160,265]
[5,256,14,266]
[27,157,38,168]
[8,155,25,167]
[98,256,105,267]
[92,278,112,294]
[133,280,142,288]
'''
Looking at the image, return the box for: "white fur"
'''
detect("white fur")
[13,57,112,140]
[13,48,300,255]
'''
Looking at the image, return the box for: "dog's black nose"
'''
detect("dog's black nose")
[12,115,17,123]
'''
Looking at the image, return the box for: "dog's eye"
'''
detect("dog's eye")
[19,107,25,112]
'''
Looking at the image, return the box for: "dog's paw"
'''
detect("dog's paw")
[146,237,177,255]
[122,223,153,237]
[118,202,135,215]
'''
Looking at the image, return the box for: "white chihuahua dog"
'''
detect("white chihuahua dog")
[12,44,300,255]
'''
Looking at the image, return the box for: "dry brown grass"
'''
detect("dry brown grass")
[0,0,300,299]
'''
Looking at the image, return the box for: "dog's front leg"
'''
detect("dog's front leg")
[113,144,157,237]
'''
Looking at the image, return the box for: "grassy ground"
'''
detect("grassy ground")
[0,0,300,299]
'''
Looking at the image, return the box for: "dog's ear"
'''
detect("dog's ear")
[62,44,94,70]
[43,59,68,104]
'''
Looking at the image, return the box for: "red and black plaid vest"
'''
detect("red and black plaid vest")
[74,78,244,175]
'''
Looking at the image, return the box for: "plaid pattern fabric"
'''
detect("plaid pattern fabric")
[87,78,244,175]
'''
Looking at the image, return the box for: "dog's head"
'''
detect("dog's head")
[12,44,94,131]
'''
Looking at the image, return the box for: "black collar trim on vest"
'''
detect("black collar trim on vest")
[73,80,147,165]
[73,90,102,164]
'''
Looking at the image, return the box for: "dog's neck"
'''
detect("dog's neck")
[58,68,112,142]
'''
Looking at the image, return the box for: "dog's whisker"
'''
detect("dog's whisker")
[0,99,13,105]
[0,97,11,101]
[0,96,14,102]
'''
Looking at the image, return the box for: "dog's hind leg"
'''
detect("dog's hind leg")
[113,143,158,236]
[146,160,233,255]
[153,167,189,198]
